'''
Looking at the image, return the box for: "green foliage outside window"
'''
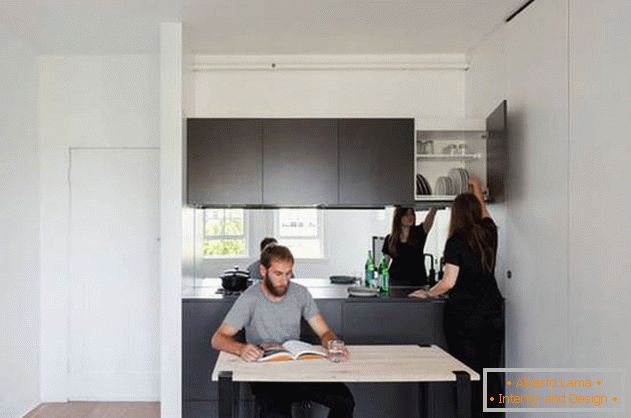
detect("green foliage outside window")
[205,217,244,236]
[203,209,247,257]
[203,239,246,256]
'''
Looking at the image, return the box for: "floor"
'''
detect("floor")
[24,402,160,418]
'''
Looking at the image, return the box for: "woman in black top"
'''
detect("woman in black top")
[409,176,504,418]
[382,207,437,286]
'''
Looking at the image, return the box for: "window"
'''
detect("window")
[203,209,248,258]
[276,209,324,259]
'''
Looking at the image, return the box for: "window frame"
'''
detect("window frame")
[274,208,326,260]
[201,208,250,259]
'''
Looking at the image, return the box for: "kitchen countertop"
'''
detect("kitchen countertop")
[182,278,445,302]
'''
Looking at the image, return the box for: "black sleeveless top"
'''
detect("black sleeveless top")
[382,224,428,286]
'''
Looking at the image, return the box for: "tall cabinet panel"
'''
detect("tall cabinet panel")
[338,119,414,206]
[263,119,338,205]
[568,0,631,374]
[187,119,263,205]
[505,0,569,367]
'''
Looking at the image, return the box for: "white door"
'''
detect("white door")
[69,148,159,400]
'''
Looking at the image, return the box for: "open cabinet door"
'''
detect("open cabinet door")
[486,100,507,202]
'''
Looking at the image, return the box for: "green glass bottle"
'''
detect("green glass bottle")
[364,250,375,288]
[379,257,389,293]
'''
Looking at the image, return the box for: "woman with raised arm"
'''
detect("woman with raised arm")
[382,207,437,286]
[409,176,504,418]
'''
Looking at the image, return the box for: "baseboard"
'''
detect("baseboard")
[69,371,159,401]
[16,400,42,418]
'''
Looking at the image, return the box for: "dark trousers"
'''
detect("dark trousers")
[445,305,504,418]
[250,382,355,418]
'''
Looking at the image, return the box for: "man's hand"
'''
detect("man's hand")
[339,344,350,362]
[239,344,264,362]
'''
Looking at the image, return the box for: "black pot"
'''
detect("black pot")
[220,266,251,291]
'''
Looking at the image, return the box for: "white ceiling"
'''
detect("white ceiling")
[0,0,525,54]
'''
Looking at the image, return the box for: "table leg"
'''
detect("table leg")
[233,377,241,418]
[453,371,471,418]
[418,382,431,418]
[219,371,234,418]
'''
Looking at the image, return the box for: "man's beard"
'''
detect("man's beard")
[263,274,288,297]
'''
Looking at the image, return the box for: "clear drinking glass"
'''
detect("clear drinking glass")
[327,340,345,363]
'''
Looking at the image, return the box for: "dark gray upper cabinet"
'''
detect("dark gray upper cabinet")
[262,119,338,205]
[486,100,507,202]
[187,118,415,207]
[187,119,263,206]
[338,119,414,206]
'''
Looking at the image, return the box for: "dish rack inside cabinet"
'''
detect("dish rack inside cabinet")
[414,128,488,202]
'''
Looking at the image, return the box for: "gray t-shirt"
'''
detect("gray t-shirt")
[223,281,319,345]
[246,260,262,281]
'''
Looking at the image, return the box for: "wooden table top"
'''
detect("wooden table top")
[212,344,480,382]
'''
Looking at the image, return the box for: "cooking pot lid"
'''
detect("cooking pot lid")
[221,266,250,278]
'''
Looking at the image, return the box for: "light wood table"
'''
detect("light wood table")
[212,344,479,418]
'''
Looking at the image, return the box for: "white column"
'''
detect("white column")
[160,22,183,418]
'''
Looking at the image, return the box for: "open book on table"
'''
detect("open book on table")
[258,340,327,362]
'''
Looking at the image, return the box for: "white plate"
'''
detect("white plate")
[347,286,380,297]
[448,168,461,194]
[434,177,445,195]
[460,168,469,193]
[444,176,454,195]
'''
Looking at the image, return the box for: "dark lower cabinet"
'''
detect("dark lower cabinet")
[183,400,257,418]
[342,301,454,418]
[183,401,217,418]
[182,301,233,401]
[338,119,415,206]
[183,298,457,418]
[342,301,440,345]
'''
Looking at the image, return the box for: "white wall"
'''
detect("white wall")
[0,24,41,418]
[193,61,465,118]
[465,27,507,121]
[568,0,631,410]
[39,54,160,401]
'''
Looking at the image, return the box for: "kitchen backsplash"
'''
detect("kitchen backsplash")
[185,207,451,280]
